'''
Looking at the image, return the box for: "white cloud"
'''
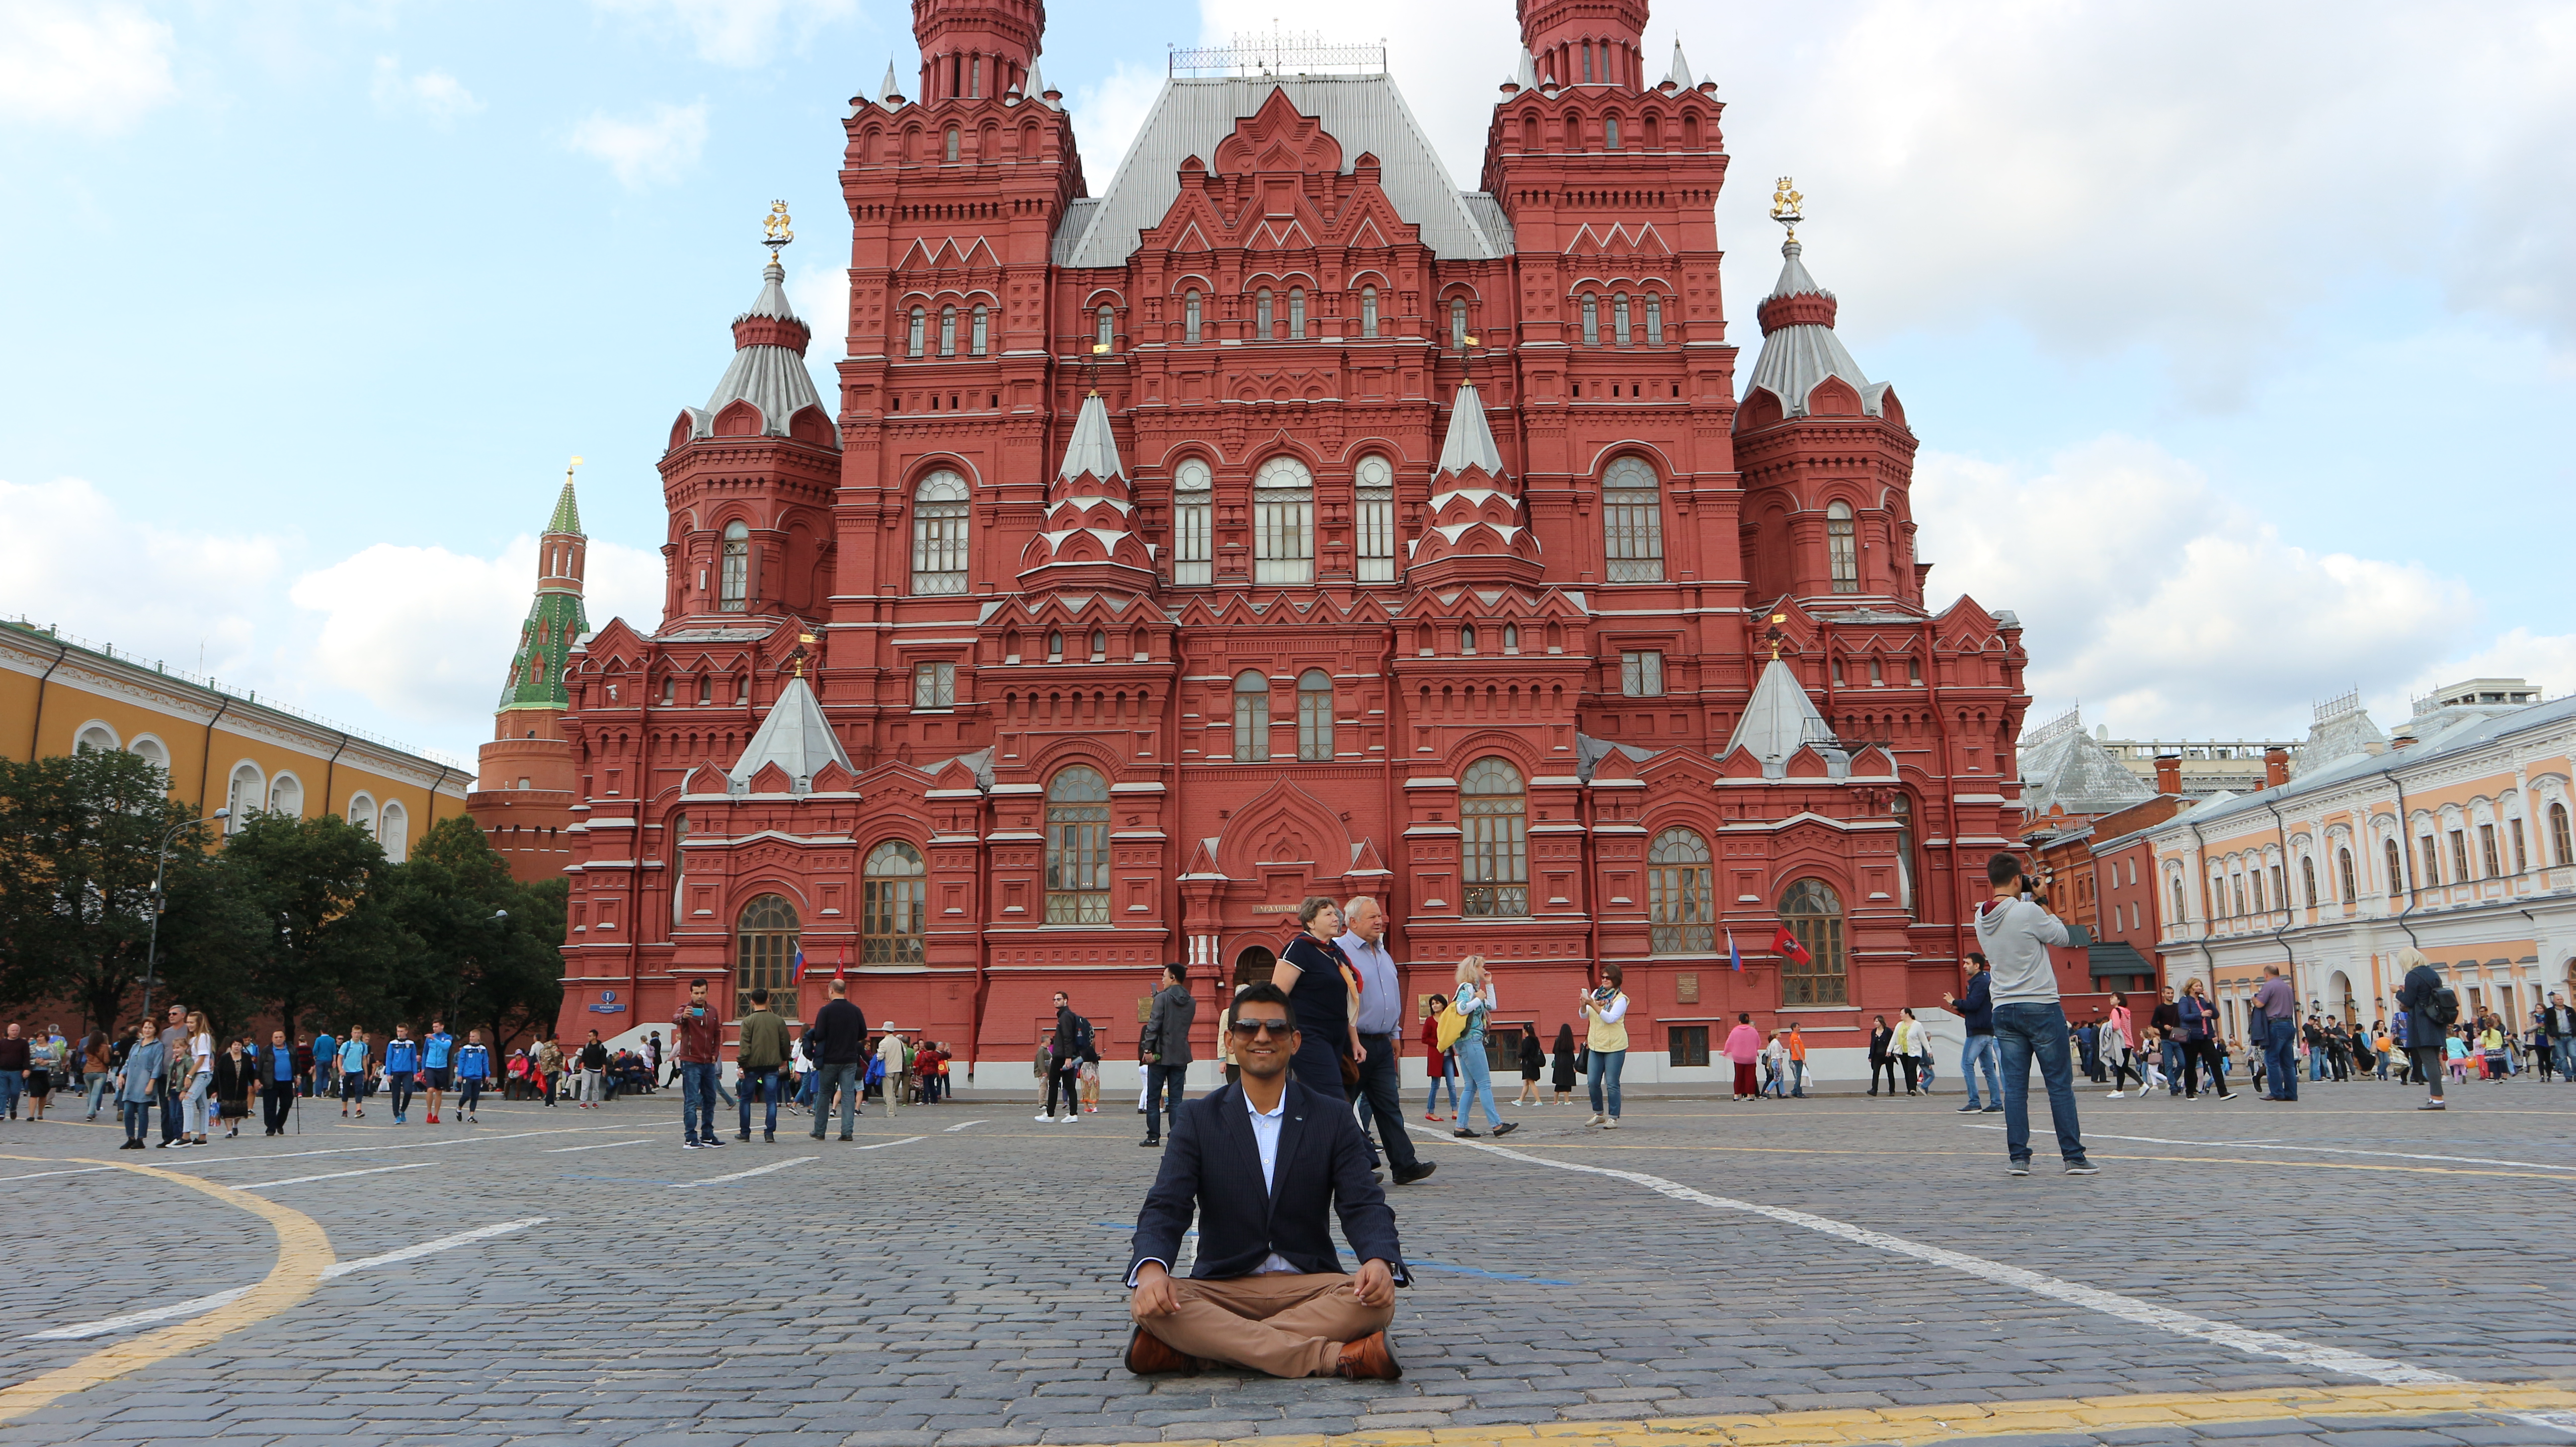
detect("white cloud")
[590,0,856,67]
[1912,436,2480,738]
[0,0,178,133]
[0,477,278,680]
[1068,60,1168,179]
[2385,628,2576,721]
[788,260,849,359]
[288,536,665,730]
[567,101,709,190]
[370,56,483,126]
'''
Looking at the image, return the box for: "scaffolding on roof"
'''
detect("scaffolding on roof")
[1169,30,1385,78]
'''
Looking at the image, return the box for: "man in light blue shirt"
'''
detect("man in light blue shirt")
[312,1030,337,1098]
[337,1030,370,1119]
[1334,896,1433,1187]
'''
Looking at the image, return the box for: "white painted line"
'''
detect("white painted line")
[24,1286,254,1340]
[943,1119,989,1132]
[1423,1129,2460,1388]
[543,1138,651,1153]
[671,1156,814,1188]
[156,1124,632,1170]
[236,1162,433,1191]
[857,1135,926,1150]
[1966,1124,2576,1174]
[24,1218,552,1340]
[0,1165,118,1183]
[322,1217,547,1277]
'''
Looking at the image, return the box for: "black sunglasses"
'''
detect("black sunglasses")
[1228,1018,1293,1038]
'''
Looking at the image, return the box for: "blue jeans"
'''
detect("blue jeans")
[1145,1062,1193,1145]
[0,1072,20,1117]
[2160,1041,2181,1094]
[2264,1017,2298,1100]
[2555,1037,2574,1078]
[678,1060,720,1143]
[738,1067,779,1136]
[1587,1047,1626,1119]
[1993,1003,2087,1165]
[1425,1062,1457,1114]
[1959,1034,2002,1108]
[1454,1039,1502,1129]
[807,1062,860,1138]
[122,1099,154,1140]
[2310,1046,2329,1081]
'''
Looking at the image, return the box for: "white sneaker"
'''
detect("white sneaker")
[2105,1091,2124,1099]
[1584,1113,1605,1128]
[1060,1113,1080,1123]
[1603,1118,1621,1129]
[1034,1112,1054,1122]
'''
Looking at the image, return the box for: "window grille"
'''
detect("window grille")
[1602,457,1663,580]
[1252,456,1314,585]
[1354,453,1394,582]
[1461,757,1529,917]
[1172,459,1212,585]
[910,471,969,594]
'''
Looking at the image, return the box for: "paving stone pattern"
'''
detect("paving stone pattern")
[0,1075,2570,1447]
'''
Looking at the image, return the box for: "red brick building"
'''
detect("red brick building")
[517,0,2035,1081]
[469,474,589,884]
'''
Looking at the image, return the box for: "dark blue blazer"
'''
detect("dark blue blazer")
[1126,1079,1408,1286]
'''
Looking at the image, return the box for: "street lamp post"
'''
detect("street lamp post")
[141,808,225,1022]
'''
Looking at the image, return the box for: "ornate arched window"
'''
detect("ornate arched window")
[2336,847,2356,902]
[943,127,959,162]
[1502,624,1520,653]
[1297,669,1333,760]
[1184,289,1203,343]
[1644,294,1664,344]
[1044,766,1110,924]
[1580,294,1600,345]
[1612,292,1631,346]
[267,774,303,818]
[1360,285,1379,338]
[2553,803,2574,867]
[1828,501,1859,592]
[1255,288,1275,338]
[2301,855,2318,907]
[349,793,376,838]
[1354,453,1395,583]
[939,304,958,357]
[1602,456,1663,581]
[2384,837,2404,897]
[908,306,926,357]
[1233,670,1271,762]
[1450,297,1468,346]
[862,841,926,964]
[1172,458,1212,585]
[1648,827,1713,954]
[1089,629,1107,661]
[1046,630,1063,662]
[1778,878,1848,1004]
[226,762,262,832]
[76,723,116,753]
[1461,757,1529,918]
[2170,869,2187,920]
[379,800,408,862]
[719,521,750,610]
[1605,115,1620,150]
[910,470,969,594]
[1252,456,1314,585]
[735,893,801,1020]
[130,736,167,777]
[971,303,989,355]
[1288,287,1307,338]
[1094,304,1113,352]
[1459,625,1477,655]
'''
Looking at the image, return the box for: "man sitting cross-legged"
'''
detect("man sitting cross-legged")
[1123,980,1406,1379]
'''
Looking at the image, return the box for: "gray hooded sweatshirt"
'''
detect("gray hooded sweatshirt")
[1972,894,2070,1007]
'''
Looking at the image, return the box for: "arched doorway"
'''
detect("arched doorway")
[1233,946,1276,987]
[734,893,802,1021]
[2327,970,2356,1024]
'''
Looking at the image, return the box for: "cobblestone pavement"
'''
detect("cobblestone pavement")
[0,1074,2571,1447]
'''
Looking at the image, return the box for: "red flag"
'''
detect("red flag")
[834,942,847,982]
[1770,924,1811,966]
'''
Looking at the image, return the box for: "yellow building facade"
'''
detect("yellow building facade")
[2142,686,2576,1040]
[3,620,470,852]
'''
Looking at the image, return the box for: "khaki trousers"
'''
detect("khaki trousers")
[1136,1272,1392,1378]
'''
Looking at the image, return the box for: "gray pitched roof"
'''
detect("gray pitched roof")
[2019,725,2153,818]
[1574,732,1659,783]
[1435,382,1503,474]
[1054,74,1509,269]
[728,675,852,792]
[1743,241,1891,421]
[2186,693,2576,829]
[1664,39,1694,89]
[686,260,827,442]
[1059,391,1125,479]
[1725,659,1843,777]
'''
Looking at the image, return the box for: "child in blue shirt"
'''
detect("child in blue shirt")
[337,1030,370,1118]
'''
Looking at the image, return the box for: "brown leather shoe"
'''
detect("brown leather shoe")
[1125,1326,1195,1375]
[1336,1331,1402,1380]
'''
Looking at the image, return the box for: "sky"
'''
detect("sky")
[2,0,2572,768]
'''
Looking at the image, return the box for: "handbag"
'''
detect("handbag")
[1434,1007,1468,1052]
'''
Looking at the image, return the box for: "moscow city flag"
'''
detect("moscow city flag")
[1770,924,1811,966]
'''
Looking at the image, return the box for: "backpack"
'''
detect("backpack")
[1075,1017,1099,1065]
[2427,985,2460,1028]
[1434,1006,1467,1052]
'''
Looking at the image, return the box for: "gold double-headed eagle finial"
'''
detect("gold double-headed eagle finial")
[763,199,794,260]
[1770,176,1803,242]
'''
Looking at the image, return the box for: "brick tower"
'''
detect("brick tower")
[469,467,589,883]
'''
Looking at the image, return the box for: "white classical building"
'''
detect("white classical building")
[2138,686,2576,1040]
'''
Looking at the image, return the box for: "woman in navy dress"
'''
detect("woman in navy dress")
[1271,896,1359,1101]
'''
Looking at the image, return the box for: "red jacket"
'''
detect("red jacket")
[672,1000,723,1063]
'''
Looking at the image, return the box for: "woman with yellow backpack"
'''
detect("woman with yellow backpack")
[1448,957,1517,1138]
[1421,993,1458,1121]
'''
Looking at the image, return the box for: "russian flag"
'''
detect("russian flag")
[1727,929,1742,972]
[793,942,807,977]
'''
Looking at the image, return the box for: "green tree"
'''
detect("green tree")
[197,811,406,1039]
[0,748,214,1033]
[385,815,564,1050]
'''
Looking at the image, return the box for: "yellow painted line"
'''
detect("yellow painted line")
[1094,1382,2576,1447]
[0,1154,331,1423]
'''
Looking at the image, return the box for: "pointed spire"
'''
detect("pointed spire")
[685,248,830,445]
[546,477,582,536]
[1766,239,1829,307]
[1027,59,1056,108]
[498,468,591,713]
[880,60,903,104]
[1435,382,1503,476]
[728,674,854,793]
[1663,37,1693,88]
[1516,48,1538,89]
[1745,233,1891,420]
[1057,391,1125,481]
[1725,658,1832,773]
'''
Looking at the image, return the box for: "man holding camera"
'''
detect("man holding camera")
[1971,852,2095,1177]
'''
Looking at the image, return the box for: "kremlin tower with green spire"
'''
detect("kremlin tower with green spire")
[468,464,590,883]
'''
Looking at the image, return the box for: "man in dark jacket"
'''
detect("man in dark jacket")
[2395,948,2452,1111]
[734,989,791,1142]
[1139,964,1195,1148]
[2540,992,2574,1082]
[1943,954,2000,1114]
[258,1030,298,1135]
[1124,981,1404,1379]
[1042,993,1091,1124]
[673,979,724,1149]
[2148,987,2185,1096]
[805,976,868,1141]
